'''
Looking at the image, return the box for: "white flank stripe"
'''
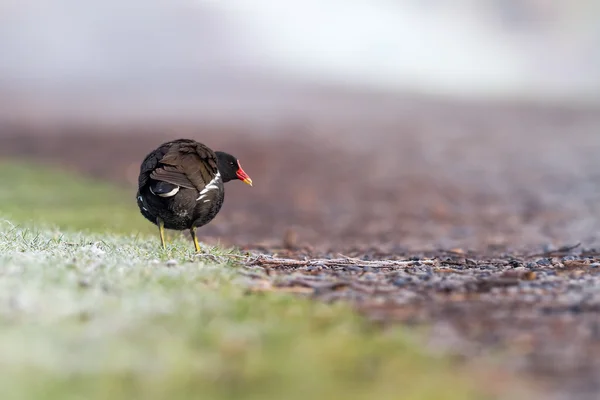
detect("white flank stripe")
[196,171,221,201]
[150,185,180,197]
[157,186,180,197]
[138,196,148,211]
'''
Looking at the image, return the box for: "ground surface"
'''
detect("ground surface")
[0,165,489,400]
[1,97,600,398]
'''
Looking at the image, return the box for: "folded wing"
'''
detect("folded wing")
[139,139,219,196]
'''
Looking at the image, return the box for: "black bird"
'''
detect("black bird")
[136,138,253,251]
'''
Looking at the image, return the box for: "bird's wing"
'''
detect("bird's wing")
[148,140,219,192]
[138,145,168,190]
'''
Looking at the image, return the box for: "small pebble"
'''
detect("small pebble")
[537,258,552,266]
[283,228,297,250]
[509,260,521,268]
[523,271,537,281]
[392,278,407,287]
[306,265,323,273]
[78,279,90,288]
[345,266,363,273]
[166,259,178,267]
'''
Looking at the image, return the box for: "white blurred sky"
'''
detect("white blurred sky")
[215,0,600,98]
[0,0,599,118]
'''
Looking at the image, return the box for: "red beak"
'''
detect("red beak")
[236,160,253,186]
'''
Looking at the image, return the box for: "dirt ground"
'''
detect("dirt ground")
[1,97,600,399]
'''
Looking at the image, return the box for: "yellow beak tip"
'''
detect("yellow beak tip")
[243,178,253,187]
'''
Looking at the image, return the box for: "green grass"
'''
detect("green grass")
[0,162,152,234]
[0,162,489,400]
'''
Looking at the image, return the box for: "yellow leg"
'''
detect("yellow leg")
[157,217,166,250]
[190,227,201,253]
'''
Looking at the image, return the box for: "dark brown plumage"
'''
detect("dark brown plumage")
[136,138,253,251]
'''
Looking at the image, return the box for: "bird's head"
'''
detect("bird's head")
[215,151,253,186]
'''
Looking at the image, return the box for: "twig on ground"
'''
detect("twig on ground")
[524,242,581,258]
[246,255,438,269]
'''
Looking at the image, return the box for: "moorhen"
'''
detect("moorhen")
[136,138,253,251]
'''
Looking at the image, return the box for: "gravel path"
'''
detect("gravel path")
[243,248,600,399]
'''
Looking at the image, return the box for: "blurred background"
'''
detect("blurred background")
[1,0,600,121]
[1,0,600,252]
